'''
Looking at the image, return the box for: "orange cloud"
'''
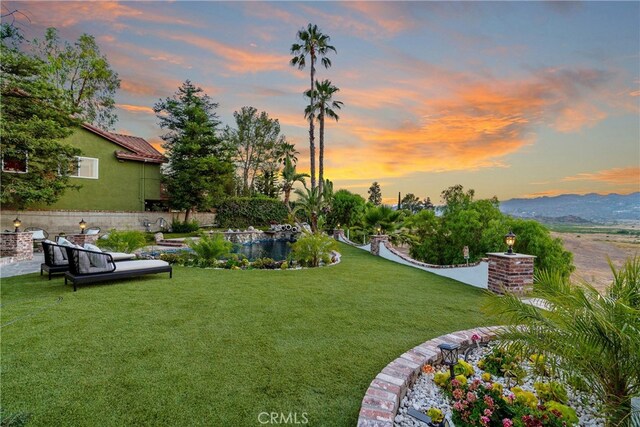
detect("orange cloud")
[160,32,290,74]
[116,104,155,114]
[341,2,418,35]
[18,1,200,28]
[563,167,640,185]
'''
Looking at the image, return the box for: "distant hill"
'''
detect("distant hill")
[500,192,640,222]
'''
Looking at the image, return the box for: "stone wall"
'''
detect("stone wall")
[1,210,216,235]
[370,235,389,256]
[0,232,33,261]
[487,252,535,295]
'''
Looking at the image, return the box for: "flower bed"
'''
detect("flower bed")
[395,341,604,427]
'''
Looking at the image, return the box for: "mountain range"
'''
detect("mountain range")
[500,192,640,222]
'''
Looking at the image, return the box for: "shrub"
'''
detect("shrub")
[187,234,232,264]
[215,197,287,228]
[170,219,200,233]
[97,229,147,253]
[534,382,568,404]
[251,258,277,270]
[290,232,337,267]
[454,359,474,377]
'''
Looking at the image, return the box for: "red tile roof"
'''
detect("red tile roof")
[81,123,165,164]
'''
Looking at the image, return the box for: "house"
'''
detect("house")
[15,123,167,212]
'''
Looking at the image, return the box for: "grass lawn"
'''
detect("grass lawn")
[1,243,491,426]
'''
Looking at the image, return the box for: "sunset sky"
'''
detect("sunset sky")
[6,1,640,203]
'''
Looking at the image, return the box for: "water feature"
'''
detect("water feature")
[231,239,292,261]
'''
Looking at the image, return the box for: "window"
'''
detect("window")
[70,157,99,179]
[2,152,28,173]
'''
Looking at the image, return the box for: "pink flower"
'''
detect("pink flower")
[480,416,490,426]
[466,392,477,402]
[484,409,493,417]
[502,419,514,427]
[483,395,494,408]
[453,401,464,411]
[453,389,463,400]
[471,334,481,342]
[451,379,461,388]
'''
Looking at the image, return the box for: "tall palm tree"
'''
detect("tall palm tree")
[281,156,308,212]
[290,23,336,191]
[305,79,343,195]
[487,257,640,426]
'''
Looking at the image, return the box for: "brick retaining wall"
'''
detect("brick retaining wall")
[0,232,33,261]
[357,326,501,427]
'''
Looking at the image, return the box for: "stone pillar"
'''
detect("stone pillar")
[370,234,389,256]
[66,234,99,246]
[333,228,345,240]
[487,252,536,295]
[0,232,34,261]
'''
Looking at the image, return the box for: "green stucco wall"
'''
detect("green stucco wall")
[35,127,162,212]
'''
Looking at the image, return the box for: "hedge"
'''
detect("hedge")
[215,197,288,228]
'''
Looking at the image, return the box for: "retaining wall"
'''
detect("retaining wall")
[1,210,216,235]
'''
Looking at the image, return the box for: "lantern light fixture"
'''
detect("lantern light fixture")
[79,219,87,234]
[504,230,516,255]
[13,217,21,233]
[438,342,460,382]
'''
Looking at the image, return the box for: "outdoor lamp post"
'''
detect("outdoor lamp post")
[438,342,460,381]
[504,230,516,255]
[13,217,21,232]
[377,227,382,235]
[79,219,87,234]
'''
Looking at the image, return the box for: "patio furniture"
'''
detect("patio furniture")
[84,227,101,236]
[41,240,137,280]
[63,246,172,292]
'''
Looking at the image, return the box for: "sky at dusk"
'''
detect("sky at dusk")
[6,1,640,203]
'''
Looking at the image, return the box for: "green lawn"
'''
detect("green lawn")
[1,243,491,426]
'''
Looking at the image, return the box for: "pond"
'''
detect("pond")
[231,239,293,261]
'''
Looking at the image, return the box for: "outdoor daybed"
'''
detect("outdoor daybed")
[41,240,136,280]
[63,245,172,292]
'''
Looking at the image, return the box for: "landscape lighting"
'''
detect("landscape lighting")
[438,342,460,382]
[79,219,87,234]
[13,217,21,232]
[504,230,516,255]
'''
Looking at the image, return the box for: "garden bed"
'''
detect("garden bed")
[395,341,604,427]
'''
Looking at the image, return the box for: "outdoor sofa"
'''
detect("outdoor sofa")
[41,240,136,280]
[63,245,172,292]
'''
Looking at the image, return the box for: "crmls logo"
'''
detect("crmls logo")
[257,412,309,424]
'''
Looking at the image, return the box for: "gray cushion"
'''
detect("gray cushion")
[84,244,107,269]
[107,252,136,261]
[57,237,75,260]
[113,260,169,272]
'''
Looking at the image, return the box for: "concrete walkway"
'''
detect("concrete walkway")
[0,254,44,278]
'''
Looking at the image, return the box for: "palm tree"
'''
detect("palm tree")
[487,257,640,426]
[292,179,332,233]
[305,79,343,195]
[281,156,308,212]
[290,23,336,191]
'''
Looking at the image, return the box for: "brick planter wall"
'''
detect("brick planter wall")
[357,326,501,426]
[487,253,535,295]
[65,234,100,246]
[0,232,34,261]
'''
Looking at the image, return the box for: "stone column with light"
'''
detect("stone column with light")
[370,234,389,256]
[487,252,536,295]
[66,234,99,246]
[0,232,34,261]
[333,228,345,241]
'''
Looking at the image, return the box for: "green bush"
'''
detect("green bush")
[215,197,287,228]
[186,234,232,264]
[291,232,337,268]
[251,257,278,270]
[170,219,200,233]
[97,230,147,253]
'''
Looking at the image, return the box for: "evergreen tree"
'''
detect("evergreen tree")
[154,80,234,221]
[0,24,81,209]
[367,181,382,205]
